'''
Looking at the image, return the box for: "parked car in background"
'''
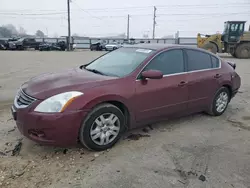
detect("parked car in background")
[0,37,20,50]
[11,44,241,151]
[105,42,122,51]
[0,39,8,50]
[90,41,106,51]
[39,41,66,51]
[0,43,7,50]
[8,37,41,50]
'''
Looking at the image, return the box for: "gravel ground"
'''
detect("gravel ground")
[0,51,250,188]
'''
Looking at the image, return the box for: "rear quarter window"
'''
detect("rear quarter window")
[211,56,220,68]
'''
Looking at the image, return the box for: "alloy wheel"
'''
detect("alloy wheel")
[90,113,120,146]
[215,91,229,113]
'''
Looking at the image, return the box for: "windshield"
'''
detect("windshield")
[85,47,155,77]
[223,22,229,34]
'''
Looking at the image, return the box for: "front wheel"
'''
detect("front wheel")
[79,103,125,151]
[207,87,230,116]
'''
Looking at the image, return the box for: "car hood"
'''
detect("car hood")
[21,67,116,100]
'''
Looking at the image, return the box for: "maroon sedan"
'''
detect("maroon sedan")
[11,44,241,151]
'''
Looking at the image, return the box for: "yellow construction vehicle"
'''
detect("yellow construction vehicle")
[197,21,250,58]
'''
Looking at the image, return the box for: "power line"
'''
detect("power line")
[0,12,67,16]
[0,2,249,13]
[0,15,67,20]
[157,12,250,16]
[71,1,102,20]
[63,2,250,10]
[2,11,249,20]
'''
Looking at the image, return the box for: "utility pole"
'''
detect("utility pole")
[127,14,130,40]
[67,0,71,51]
[46,28,48,37]
[152,6,157,39]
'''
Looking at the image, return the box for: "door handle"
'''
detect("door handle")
[214,74,222,78]
[178,81,187,86]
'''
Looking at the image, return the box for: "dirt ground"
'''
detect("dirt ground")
[0,51,250,188]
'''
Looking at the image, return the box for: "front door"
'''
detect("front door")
[134,49,189,123]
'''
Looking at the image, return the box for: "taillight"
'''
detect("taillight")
[231,72,238,79]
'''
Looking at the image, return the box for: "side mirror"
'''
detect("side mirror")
[141,70,163,80]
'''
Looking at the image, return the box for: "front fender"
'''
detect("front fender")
[66,93,134,115]
[81,94,131,111]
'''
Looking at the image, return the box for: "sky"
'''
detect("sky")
[0,0,250,38]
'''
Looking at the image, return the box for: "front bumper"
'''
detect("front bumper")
[11,105,88,147]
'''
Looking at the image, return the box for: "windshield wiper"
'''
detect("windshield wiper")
[85,68,106,75]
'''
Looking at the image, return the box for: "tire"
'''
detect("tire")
[207,87,230,116]
[113,47,117,50]
[79,103,125,151]
[17,45,23,50]
[235,43,250,59]
[202,42,217,54]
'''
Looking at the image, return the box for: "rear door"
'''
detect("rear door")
[184,49,221,112]
[134,49,189,123]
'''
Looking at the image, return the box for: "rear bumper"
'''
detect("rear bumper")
[231,89,238,98]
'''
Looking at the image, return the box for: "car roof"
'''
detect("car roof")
[122,43,220,58]
[123,43,205,51]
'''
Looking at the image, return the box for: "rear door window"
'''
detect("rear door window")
[186,49,212,71]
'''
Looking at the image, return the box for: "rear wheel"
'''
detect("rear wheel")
[202,42,217,54]
[207,87,230,116]
[235,43,250,59]
[79,103,125,151]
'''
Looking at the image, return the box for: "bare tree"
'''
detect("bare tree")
[5,24,18,36]
[0,27,12,37]
[19,27,26,36]
[35,30,45,37]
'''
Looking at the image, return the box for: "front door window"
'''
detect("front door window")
[143,49,185,75]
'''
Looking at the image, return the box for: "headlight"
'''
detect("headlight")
[34,91,83,113]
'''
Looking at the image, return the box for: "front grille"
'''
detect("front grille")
[16,89,36,107]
